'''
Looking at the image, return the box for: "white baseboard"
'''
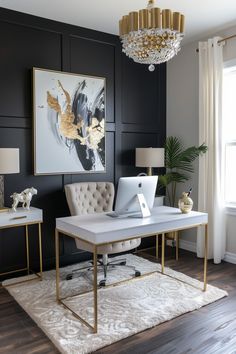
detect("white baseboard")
[166,239,196,253]
[167,239,236,264]
[224,252,236,264]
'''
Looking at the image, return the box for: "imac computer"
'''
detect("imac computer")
[107,175,158,218]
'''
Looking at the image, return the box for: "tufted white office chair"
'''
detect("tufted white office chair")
[65,182,141,286]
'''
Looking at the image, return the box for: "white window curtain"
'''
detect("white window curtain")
[197,37,226,264]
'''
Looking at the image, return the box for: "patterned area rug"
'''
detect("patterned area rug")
[4,254,227,354]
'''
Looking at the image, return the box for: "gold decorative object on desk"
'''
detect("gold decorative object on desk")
[178,188,193,214]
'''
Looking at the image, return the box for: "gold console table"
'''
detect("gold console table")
[0,207,43,286]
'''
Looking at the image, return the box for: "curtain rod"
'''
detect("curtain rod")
[218,34,236,43]
[196,33,236,52]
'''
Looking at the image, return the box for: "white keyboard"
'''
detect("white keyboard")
[106,211,142,218]
[106,212,123,218]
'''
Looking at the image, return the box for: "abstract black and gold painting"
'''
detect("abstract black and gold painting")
[33,68,106,175]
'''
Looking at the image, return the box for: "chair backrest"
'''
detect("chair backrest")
[65,182,114,216]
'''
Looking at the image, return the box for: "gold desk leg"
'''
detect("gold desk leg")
[38,223,43,279]
[176,231,179,261]
[93,245,98,333]
[25,225,30,275]
[204,224,208,291]
[156,234,159,259]
[162,233,165,274]
[55,229,60,302]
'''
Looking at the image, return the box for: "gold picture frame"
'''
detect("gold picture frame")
[33,67,106,175]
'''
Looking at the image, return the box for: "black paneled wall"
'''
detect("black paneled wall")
[0,8,166,273]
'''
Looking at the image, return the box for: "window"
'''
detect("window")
[223,65,236,205]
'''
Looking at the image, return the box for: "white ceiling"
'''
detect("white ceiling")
[0,0,236,44]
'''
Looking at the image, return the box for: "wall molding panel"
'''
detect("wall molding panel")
[0,7,166,273]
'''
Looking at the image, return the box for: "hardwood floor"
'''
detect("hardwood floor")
[0,247,235,354]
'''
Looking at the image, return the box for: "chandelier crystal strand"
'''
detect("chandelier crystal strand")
[119,0,185,71]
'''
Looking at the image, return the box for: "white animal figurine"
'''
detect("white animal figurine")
[10,187,38,212]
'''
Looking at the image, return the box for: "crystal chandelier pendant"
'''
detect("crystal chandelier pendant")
[119,0,185,71]
[148,64,155,72]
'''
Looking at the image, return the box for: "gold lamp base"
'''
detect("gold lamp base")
[147,167,153,176]
[0,206,9,213]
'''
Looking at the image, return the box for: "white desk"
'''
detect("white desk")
[0,207,43,285]
[55,206,208,333]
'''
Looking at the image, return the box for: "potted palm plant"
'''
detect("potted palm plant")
[159,136,208,207]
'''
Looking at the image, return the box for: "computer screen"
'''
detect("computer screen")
[114,176,158,216]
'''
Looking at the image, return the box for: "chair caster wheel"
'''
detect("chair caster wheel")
[135,271,141,277]
[66,274,73,280]
[99,279,106,287]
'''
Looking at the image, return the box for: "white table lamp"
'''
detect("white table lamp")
[136,147,165,176]
[0,148,20,209]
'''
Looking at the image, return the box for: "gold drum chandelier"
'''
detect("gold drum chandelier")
[119,0,185,71]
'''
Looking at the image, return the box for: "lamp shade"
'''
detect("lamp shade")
[136,147,165,167]
[0,148,20,174]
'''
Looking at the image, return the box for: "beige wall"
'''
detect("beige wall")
[167,24,236,255]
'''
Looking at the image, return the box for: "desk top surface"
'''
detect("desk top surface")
[56,206,208,245]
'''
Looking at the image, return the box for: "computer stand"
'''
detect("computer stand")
[136,193,151,218]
